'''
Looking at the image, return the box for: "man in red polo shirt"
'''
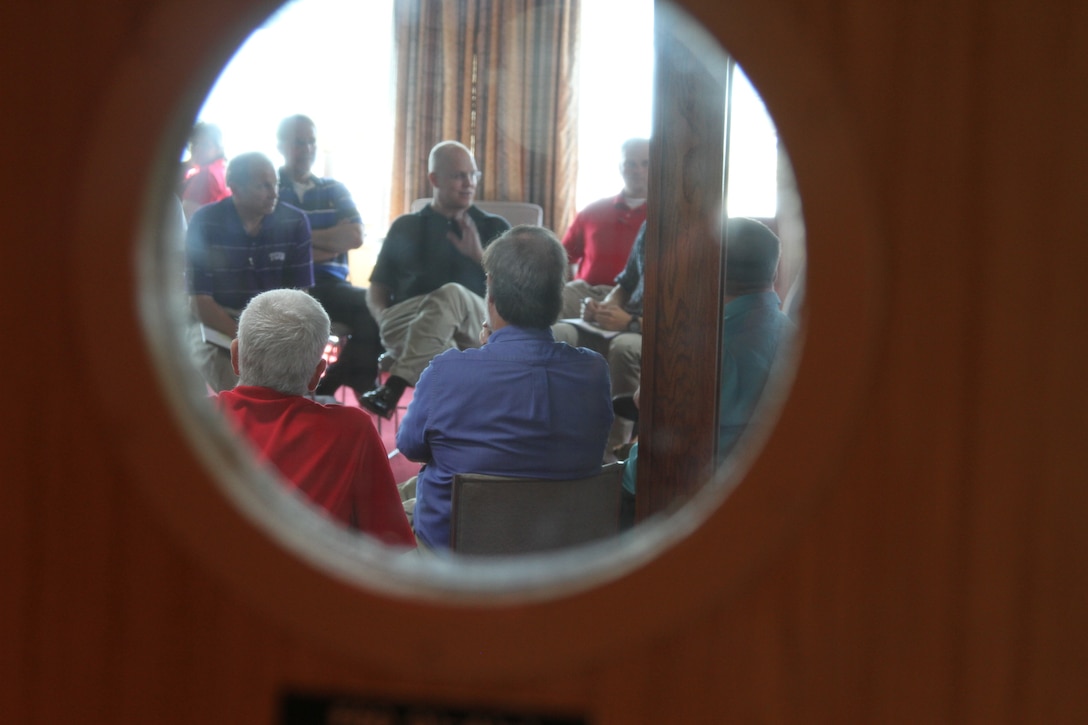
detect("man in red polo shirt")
[215,288,415,547]
[560,137,650,317]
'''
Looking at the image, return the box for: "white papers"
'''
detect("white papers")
[557,317,622,340]
[200,324,233,350]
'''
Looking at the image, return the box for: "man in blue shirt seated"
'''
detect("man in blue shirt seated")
[397,226,614,550]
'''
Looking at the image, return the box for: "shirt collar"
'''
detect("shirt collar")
[225,384,299,401]
[277,168,319,188]
[487,325,555,344]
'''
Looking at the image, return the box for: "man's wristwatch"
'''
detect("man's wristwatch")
[626,315,642,333]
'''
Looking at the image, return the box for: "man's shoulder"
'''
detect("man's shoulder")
[467,204,513,236]
[313,176,349,191]
[385,207,430,236]
[269,202,310,226]
[191,196,234,223]
[299,396,380,430]
[593,193,626,209]
[305,176,353,200]
[556,339,610,368]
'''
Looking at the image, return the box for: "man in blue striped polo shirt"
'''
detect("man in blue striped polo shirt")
[186,151,314,391]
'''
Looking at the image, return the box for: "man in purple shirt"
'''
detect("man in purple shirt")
[186,151,313,390]
[397,226,614,550]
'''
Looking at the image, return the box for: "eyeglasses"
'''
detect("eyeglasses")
[445,171,482,183]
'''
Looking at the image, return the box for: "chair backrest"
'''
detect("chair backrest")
[409,198,544,227]
[450,462,626,555]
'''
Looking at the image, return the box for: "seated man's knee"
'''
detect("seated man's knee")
[608,333,642,364]
[433,282,472,303]
[552,322,578,345]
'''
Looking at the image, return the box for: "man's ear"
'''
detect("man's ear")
[428,170,440,188]
[307,359,328,392]
[230,338,241,376]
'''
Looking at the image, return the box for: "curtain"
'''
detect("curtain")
[391,0,580,233]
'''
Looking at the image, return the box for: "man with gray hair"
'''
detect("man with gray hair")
[361,140,511,418]
[397,226,613,550]
[215,289,415,547]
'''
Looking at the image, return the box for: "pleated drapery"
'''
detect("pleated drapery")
[391,0,580,233]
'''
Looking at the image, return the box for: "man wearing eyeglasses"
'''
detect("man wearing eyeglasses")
[361,141,511,418]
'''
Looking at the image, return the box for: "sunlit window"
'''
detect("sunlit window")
[194,0,778,243]
[196,0,395,235]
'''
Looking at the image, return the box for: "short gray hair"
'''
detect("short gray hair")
[482,225,567,328]
[236,289,330,395]
[724,217,781,296]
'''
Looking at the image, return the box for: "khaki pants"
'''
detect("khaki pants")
[560,279,614,319]
[378,283,487,385]
[187,317,238,392]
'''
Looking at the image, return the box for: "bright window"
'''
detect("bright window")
[194,0,779,238]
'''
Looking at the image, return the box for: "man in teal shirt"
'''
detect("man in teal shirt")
[621,217,795,528]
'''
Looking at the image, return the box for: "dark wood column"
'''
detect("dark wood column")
[637,3,730,519]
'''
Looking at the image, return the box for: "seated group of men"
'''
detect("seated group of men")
[184,120,794,550]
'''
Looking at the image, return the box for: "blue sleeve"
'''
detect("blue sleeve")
[185,207,212,295]
[286,213,314,289]
[396,362,434,462]
[306,181,362,231]
[331,180,362,224]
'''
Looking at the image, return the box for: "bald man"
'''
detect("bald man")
[361,141,511,418]
[185,151,313,391]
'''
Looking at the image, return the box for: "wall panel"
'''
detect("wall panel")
[3,0,1088,721]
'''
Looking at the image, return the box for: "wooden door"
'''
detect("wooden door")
[4,0,1088,722]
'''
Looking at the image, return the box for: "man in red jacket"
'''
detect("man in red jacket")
[215,288,415,547]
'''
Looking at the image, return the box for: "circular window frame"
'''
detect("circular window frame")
[70,0,885,683]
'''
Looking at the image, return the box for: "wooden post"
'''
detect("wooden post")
[638,2,730,519]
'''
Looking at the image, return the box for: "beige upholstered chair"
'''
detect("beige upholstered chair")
[449,462,625,555]
[408,198,544,227]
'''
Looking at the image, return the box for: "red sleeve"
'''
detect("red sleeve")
[352,414,416,547]
[561,212,585,264]
[182,167,227,206]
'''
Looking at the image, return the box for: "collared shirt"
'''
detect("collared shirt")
[277,170,362,281]
[186,197,313,310]
[561,192,647,286]
[370,204,511,304]
[615,221,647,315]
[182,157,230,207]
[215,386,415,546]
[719,291,796,459]
[397,325,614,549]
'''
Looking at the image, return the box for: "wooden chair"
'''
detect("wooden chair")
[449,462,626,555]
